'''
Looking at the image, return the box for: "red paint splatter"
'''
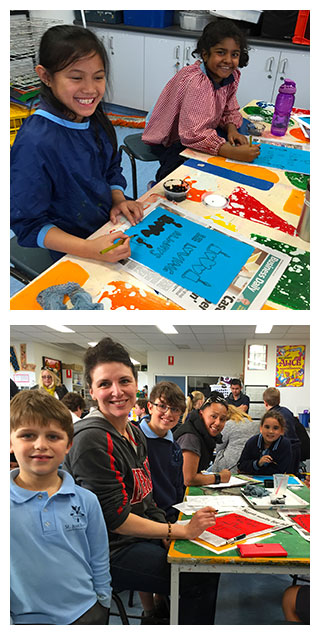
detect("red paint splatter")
[224,186,296,235]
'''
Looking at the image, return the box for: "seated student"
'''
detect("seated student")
[132,397,149,426]
[263,387,301,474]
[237,409,292,475]
[140,381,185,522]
[282,584,310,624]
[63,337,221,625]
[226,378,250,413]
[62,391,86,423]
[11,25,143,264]
[10,389,111,625]
[174,392,231,486]
[182,390,205,423]
[209,404,259,474]
[142,19,260,181]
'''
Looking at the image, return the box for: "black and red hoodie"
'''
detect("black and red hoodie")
[63,409,166,555]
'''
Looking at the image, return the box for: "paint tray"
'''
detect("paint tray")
[240,487,309,511]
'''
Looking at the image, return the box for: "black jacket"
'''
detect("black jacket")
[174,409,222,471]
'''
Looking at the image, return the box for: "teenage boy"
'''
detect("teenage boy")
[10,389,111,625]
[227,378,250,413]
[140,381,186,522]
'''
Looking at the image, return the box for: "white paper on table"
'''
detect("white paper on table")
[172,495,247,515]
[200,475,248,489]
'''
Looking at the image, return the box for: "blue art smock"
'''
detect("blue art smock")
[10,469,112,625]
[10,99,126,248]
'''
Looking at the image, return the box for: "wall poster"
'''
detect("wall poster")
[275,345,305,387]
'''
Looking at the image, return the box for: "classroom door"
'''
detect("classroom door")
[155,375,186,395]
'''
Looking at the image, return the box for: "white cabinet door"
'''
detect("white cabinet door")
[92,27,145,109]
[236,46,281,108]
[273,50,310,109]
[143,35,186,112]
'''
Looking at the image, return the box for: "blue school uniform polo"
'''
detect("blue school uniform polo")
[10,469,111,624]
[10,100,126,248]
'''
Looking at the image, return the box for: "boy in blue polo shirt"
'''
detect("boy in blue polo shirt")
[10,389,111,625]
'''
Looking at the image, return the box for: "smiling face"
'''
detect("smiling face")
[148,396,182,437]
[10,420,72,484]
[41,370,54,388]
[89,362,138,428]
[260,417,284,446]
[202,37,240,83]
[199,402,228,437]
[36,52,106,122]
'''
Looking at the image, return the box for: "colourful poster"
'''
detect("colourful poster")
[127,206,254,304]
[251,142,310,175]
[275,345,305,387]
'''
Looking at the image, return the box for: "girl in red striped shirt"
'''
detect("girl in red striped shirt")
[143,19,260,181]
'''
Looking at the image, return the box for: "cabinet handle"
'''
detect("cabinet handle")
[185,46,191,65]
[109,36,114,55]
[175,45,181,60]
[266,56,274,73]
[279,58,288,79]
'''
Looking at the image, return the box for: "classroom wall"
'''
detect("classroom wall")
[146,348,244,390]
[10,340,84,386]
[244,339,310,416]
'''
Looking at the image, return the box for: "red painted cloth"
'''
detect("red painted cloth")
[142,61,243,155]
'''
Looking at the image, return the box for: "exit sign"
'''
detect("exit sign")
[168,356,174,366]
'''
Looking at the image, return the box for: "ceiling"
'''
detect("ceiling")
[10,324,310,366]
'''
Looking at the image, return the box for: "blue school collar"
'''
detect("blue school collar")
[34,109,90,129]
[139,418,174,442]
[200,61,235,90]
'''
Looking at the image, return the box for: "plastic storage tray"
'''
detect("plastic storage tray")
[123,10,174,28]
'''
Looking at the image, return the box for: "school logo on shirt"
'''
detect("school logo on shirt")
[64,504,87,531]
[131,461,153,504]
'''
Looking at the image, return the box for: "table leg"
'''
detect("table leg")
[170,565,180,625]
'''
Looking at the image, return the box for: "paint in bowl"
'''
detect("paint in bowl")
[163,179,190,202]
[202,192,229,208]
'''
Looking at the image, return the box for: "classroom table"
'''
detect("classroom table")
[10,100,310,311]
[168,483,310,625]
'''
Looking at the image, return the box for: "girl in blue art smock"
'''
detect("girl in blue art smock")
[11,25,143,262]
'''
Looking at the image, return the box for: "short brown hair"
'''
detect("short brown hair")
[62,392,86,413]
[263,387,280,407]
[135,397,148,411]
[10,389,74,444]
[149,381,186,413]
[84,337,137,386]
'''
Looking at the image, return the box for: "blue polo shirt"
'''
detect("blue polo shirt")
[10,469,111,624]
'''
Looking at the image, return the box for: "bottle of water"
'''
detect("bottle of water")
[271,79,296,137]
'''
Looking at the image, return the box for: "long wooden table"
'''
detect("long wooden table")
[11,101,310,311]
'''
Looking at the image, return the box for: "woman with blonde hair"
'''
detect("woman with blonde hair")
[209,404,259,473]
[36,367,68,400]
[182,391,205,423]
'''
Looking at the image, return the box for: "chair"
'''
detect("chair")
[10,235,56,285]
[108,592,143,625]
[119,133,162,200]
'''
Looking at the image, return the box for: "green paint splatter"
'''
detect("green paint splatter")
[244,106,294,127]
[251,234,310,310]
[284,172,309,190]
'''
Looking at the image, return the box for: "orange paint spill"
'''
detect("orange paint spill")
[289,127,310,143]
[184,178,207,202]
[283,188,304,216]
[98,281,182,310]
[206,156,280,184]
[10,260,90,310]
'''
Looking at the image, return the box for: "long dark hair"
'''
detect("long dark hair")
[192,19,249,68]
[37,24,117,155]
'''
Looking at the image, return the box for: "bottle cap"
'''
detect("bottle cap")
[279,79,296,94]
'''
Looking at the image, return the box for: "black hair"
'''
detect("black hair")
[84,337,137,387]
[230,378,242,387]
[200,391,228,411]
[192,19,249,68]
[37,24,117,156]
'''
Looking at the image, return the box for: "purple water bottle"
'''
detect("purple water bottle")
[271,79,296,137]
